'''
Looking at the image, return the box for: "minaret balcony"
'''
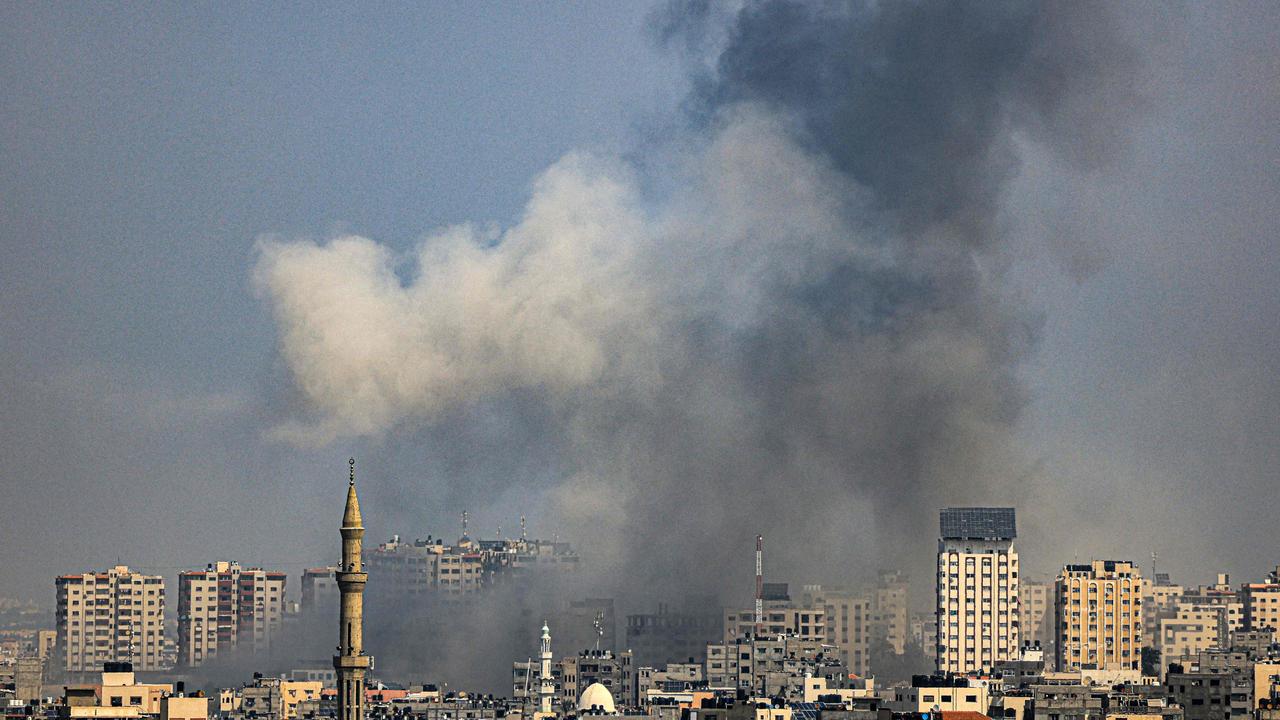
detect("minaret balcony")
[333,654,371,670]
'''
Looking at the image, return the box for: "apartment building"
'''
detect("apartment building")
[1160,604,1233,678]
[910,613,938,663]
[364,534,579,601]
[625,600,723,667]
[1054,560,1144,680]
[705,636,845,699]
[889,676,990,713]
[55,566,166,672]
[723,585,827,644]
[1144,581,1185,648]
[801,586,870,678]
[558,650,634,710]
[1182,576,1244,635]
[1021,579,1055,654]
[870,571,909,655]
[936,507,1020,674]
[299,567,339,614]
[176,561,286,667]
[1242,567,1280,632]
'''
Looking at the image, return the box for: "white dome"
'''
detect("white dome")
[577,682,616,714]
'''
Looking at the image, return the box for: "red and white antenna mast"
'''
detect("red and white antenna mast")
[754,534,764,636]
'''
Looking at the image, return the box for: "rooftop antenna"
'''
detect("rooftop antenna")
[593,610,605,651]
[462,510,469,538]
[1151,550,1159,583]
[520,515,527,541]
[754,535,764,637]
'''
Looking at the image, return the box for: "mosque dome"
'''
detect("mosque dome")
[577,683,616,714]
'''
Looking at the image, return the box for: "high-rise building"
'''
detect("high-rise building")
[870,571,909,655]
[55,565,166,672]
[1020,579,1055,653]
[177,561,287,667]
[1054,560,1144,679]
[935,507,1020,674]
[803,585,871,678]
[300,567,339,615]
[334,459,371,720]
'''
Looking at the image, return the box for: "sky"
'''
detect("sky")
[2,0,1279,626]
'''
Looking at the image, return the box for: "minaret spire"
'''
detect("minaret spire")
[537,621,554,718]
[335,458,371,720]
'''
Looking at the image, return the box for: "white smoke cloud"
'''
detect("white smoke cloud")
[253,108,862,446]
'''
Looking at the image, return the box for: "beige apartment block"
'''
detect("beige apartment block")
[870,571,909,655]
[55,566,166,672]
[936,508,1021,674]
[890,677,990,713]
[1159,602,1236,678]
[723,605,827,644]
[802,586,871,678]
[1054,560,1144,679]
[1181,575,1244,633]
[1242,567,1280,632]
[177,561,286,667]
[1021,580,1055,651]
[1143,582,1185,647]
[160,696,209,720]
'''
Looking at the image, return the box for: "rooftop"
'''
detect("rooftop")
[940,508,1016,540]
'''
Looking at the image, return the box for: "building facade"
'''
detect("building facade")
[177,561,286,667]
[364,533,579,602]
[1021,579,1055,654]
[55,565,166,672]
[870,571,909,656]
[705,636,845,699]
[1242,567,1280,632]
[1054,560,1144,679]
[300,567,339,615]
[802,586,871,678]
[936,507,1020,674]
[625,600,723,667]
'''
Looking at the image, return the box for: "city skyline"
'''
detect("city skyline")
[2,3,1279,710]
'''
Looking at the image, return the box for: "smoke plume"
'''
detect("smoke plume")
[253,0,1147,674]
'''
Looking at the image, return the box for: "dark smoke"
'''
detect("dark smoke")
[254,0,1149,687]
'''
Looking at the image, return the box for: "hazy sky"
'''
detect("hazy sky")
[2,2,1278,608]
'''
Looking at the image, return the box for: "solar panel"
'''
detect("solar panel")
[939,507,1016,540]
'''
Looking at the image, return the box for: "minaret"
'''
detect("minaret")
[537,621,554,718]
[334,458,371,720]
